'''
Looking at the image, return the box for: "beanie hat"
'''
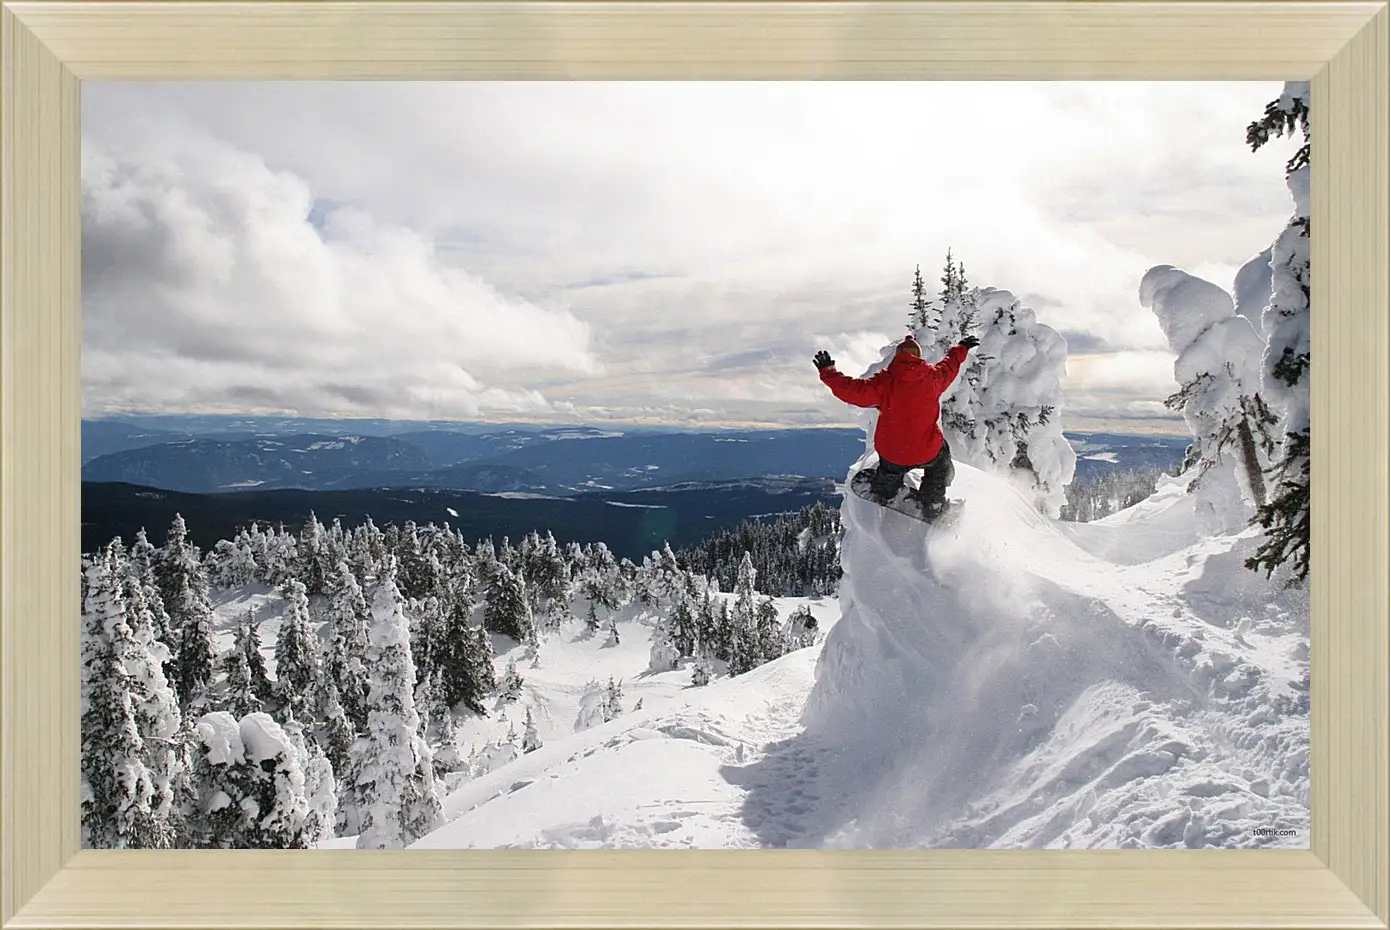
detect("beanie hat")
[897,335,922,357]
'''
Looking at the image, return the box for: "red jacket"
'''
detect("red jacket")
[819,344,969,466]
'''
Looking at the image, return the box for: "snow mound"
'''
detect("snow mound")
[797,461,1308,848]
[195,712,245,767]
[239,712,295,765]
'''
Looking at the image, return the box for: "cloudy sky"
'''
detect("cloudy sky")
[81,81,1300,434]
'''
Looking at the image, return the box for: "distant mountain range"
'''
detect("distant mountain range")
[82,417,1186,496]
[79,416,1190,559]
[82,423,868,494]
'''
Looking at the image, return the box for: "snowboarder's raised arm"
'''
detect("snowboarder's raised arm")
[930,336,978,388]
[814,350,887,408]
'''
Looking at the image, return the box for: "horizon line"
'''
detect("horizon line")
[81,410,1195,440]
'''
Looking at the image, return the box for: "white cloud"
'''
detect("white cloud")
[81,129,602,420]
[80,81,1301,433]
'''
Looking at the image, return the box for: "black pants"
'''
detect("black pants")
[868,440,955,507]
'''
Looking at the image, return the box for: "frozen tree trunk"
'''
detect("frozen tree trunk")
[1236,419,1267,508]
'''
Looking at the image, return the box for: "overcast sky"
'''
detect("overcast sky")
[81,82,1300,434]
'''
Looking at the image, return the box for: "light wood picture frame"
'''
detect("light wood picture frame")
[2,1,1387,927]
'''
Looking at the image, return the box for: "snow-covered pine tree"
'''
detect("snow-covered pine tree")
[472,537,501,595]
[317,678,356,790]
[342,520,377,585]
[498,658,524,705]
[632,555,661,610]
[187,711,315,848]
[221,613,262,719]
[302,740,338,847]
[522,708,542,753]
[573,680,608,731]
[648,621,682,672]
[130,528,176,653]
[169,575,217,716]
[1140,264,1278,534]
[207,536,259,588]
[483,562,534,643]
[650,541,685,604]
[616,557,639,606]
[350,555,443,849]
[602,678,625,722]
[691,653,712,687]
[910,261,1076,515]
[297,512,333,596]
[155,514,218,714]
[393,521,436,601]
[413,670,441,744]
[243,612,275,711]
[436,580,495,716]
[163,718,199,846]
[726,553,761,675]
[696,589,721,661]
[432,709,468,779]
[581,542,622,619]
[238,712,313,848]
[264,524,302,588]
[755,597,784,667]
[410,594,448,697]
[282,711,337,847]
[908,263,934,331]
[1245,81,1312,584]
[667,586,700,660]
[80,544,160,848]
[185,712,251,846]
[116,547,184,839]
[784,604,820,650]
[275,579,322,719]
[524,530,571,629]
[242,522,271,584]
[152,513,192,608]
[326,561,373,732]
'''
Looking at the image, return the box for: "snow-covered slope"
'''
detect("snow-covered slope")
[798,461,1308,848]
[410,633,831,849]
[211,460,1307,850]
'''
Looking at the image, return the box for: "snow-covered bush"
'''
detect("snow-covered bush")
[186,711,313,849]
[573,680,608,732]
[572,678,624,732]
[648,623,682,672]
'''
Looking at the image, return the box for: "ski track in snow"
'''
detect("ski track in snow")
[217,462,1307,850]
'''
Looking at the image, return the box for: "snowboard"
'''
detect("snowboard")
[848,468,965,528]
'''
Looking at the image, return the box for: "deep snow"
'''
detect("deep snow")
[800,459,1307,848]
[210,459,1308,849]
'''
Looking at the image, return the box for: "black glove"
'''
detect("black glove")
[960,335,981,349]
[813,350,834,370]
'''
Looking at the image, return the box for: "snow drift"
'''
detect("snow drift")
[798,458,1309,848]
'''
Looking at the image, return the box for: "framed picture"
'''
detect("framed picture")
[2,1,1386,927]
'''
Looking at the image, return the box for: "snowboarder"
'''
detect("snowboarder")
[813,333,979,519]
